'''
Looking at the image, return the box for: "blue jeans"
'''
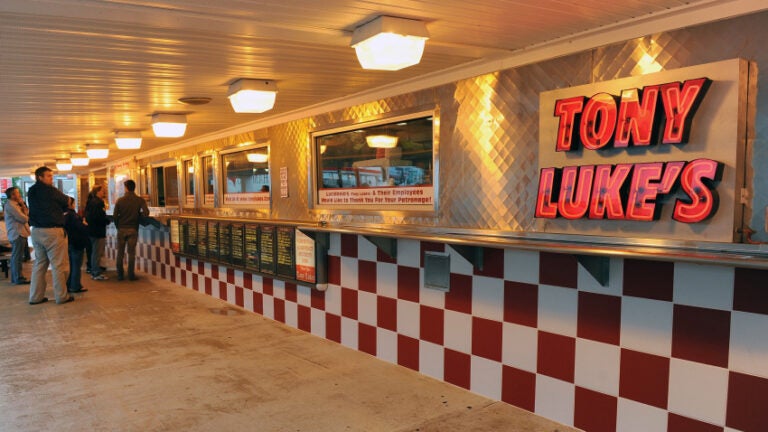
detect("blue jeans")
[67,246,84,292]
[29,227,70,304]
[89,236,106,276]
[10,236,27,283]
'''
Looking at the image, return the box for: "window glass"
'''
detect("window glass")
[164,165,179,207]
[183,159,195,207]
[221,147,270,207]
[202,156,215,206]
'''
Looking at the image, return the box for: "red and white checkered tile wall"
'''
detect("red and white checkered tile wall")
[107,228,768,432]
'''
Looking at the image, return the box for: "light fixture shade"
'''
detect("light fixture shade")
[228,79,278,113]
[366,134,399,148]
[86,143,110,159]
[56,159,72,171]
[351,16,429,71]
[114,131,143,149]
[246,152,269,163]
[151,113,187,138]
[70,152,89,166]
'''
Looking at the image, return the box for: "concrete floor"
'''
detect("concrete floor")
[0,262,579,432]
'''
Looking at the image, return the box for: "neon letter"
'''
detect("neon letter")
[615,85,660,147]
[659,78,711,144]
[673,159,722,223]
[554,97,585,152]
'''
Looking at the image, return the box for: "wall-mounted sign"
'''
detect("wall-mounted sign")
[223,192,270,206]
[295,228,316,283]
[169,219,180,253]
[259,225,276,274]
[535,58,748,242]
[280,166,289,198]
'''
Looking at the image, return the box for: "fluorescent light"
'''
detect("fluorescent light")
[351,16,429,71]
[246,152,269,163]
[151,113,187,138]
[86,143,110,159]
[366,134,399,148]
[228,79,278,113]
[70,152,89,166]
[114,131,142,149]
[56,159,72,171]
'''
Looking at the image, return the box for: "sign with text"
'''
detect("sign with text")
[169,219,180,253]
[318,185,433,207]
[223,191,270,207]
[295,229,316,283]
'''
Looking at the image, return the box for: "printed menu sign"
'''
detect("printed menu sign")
[231,223,244,267]
[198,221,208,257]
[170,219,180,253]
[219,223,231,264]
[207,222,219,260]
[295,229,316,283]
[276,226,295,279]
[186,220,198,256]
[244,224,259,272]
[259,225,276,274]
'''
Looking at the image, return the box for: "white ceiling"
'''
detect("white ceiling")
[0,0,764,176]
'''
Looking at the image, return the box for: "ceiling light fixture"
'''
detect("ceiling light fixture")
[114,131,143,149]
[366,134,399,148]
[151,113,187,138]
[228,79,278,113]
[56,159,72,171]
[351,16,429,71]
[70,152,89,166]
[86,143,110,159]
[246,152,269,163]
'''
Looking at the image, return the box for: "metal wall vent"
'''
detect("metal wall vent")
[424,251,450,292]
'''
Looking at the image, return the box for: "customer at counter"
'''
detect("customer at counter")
[64,196,88,294]
[113,179,149,281]
[85,184,109,281]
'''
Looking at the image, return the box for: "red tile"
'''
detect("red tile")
[185,258,192,271]
[297,305,311,332]
[397,265,420,303]
[181,270,186,287]
[574,387,617,432]
[274,298,285,323]
[397,335,420,371]
[310,288,326,311]
[211,265,219,279]
[501,365,536,412]
[358,322,377,356]
[672,304,730,368]
[472,317,503,362]
[623,259,673,301]
[174,255,180,267]
[285,282,297,302]
[446,273,472,314]
[160,265,166,280]
[328,255,341,285]
[444,348,471,390]
[377,296,397,332]
[578,291,621,345]
[537,331,575,382]
[243,273,252,290]
[504,281,538,327]
[326,314,341,343]
[539,252,578,288]
[235,287,244,308]
[733,267,768,315]
[341,288,358,320]
[197,260,204,274]
[377,248,397,264]
[227,268,235,284]
[359,260,377,293]
[619,348,669,409]
[253,292,263,314]
[420,241,445,268]
[170,267,176,283]
[668,413,723,432]
[420,305,444,345]
[219,281,227,300]
[204,277,212,295]
[340,233,358,258]
[727,371,768,432]
[474,247,504,279]
[263,277,273,296]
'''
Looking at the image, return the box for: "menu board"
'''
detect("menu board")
[207,222,219,260]
[231,223,244,267]
[244,224,259,272]
[219,223,232,264]
[276,226,296,278]
[185,219,198,256]
[198,220,208,257]
[259,225,276,274]
[295,229,316,283]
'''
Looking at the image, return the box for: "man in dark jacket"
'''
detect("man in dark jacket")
[113,179,149,281]
[28,166,73,305]
[85,184,109,280]
[64,196,89,293]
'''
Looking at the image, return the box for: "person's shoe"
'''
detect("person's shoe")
[99,266,107,271]
[68,288,88,293]
[128,276,138,281]
[29,297,48,305]
[58,296,75,304]
[13,280,31,285]
[85,269,92,274]
[117,275,124,281]
[91,274,109,281]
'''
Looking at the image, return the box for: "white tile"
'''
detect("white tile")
[235,270,244,287]
[538,284,578,337]
[397,239,421,267]
[397,300,420,339]
[243,289,254,312]
[574,338,620,396]
[472,276,504,321]
[328,233,340,256]
[197,274,205,292]
[210,281,220,299]
[620,296,673,357]
[297,285,312,307]
[420,282,445,309]
[262,296,274,319]
[311,309,326,338]
[358,291,378,326]
[419,341,445,380]
[534,375,575,426]
[324,285,342,316]
[444,310,472,354]
[724,428,742,432]
[218,265,228,281]
[227,285,236,304]
[502,322,538,372]
[447,245,474,276]
[273,279,286,300]
[340,256,358,290]
[377,328,398,364]
[673,262,734,310]
[284,301,298,328]
[730,311,768,379]
[504,249,539,284]
[668,358,728,426]
[471,355,503,400]
[204,262,212,277]
[577,257,623,296]
[376,262,398,299]
[616,398,668,432]
[340,316,358,349]
[252,275,263,293]
[358,235,379,261]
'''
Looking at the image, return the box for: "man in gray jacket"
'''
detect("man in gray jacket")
[113,179,149,281]
[4,187,31,284]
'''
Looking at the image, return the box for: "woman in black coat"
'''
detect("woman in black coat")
[64,196,89,293]
[85,185,110,281]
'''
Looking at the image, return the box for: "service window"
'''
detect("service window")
[221,145,270,208]
[183,159,195,207]
[313,111,436,211]
[202,155,215,206]
[152,164,179,207]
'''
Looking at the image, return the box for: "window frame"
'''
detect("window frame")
[219,142,271,208]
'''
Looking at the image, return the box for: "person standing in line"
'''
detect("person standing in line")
[113,179,148,281]
[28,166,73,305]
[85,184,109,281]
[63,196,89,294]
[4,187,31,284]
